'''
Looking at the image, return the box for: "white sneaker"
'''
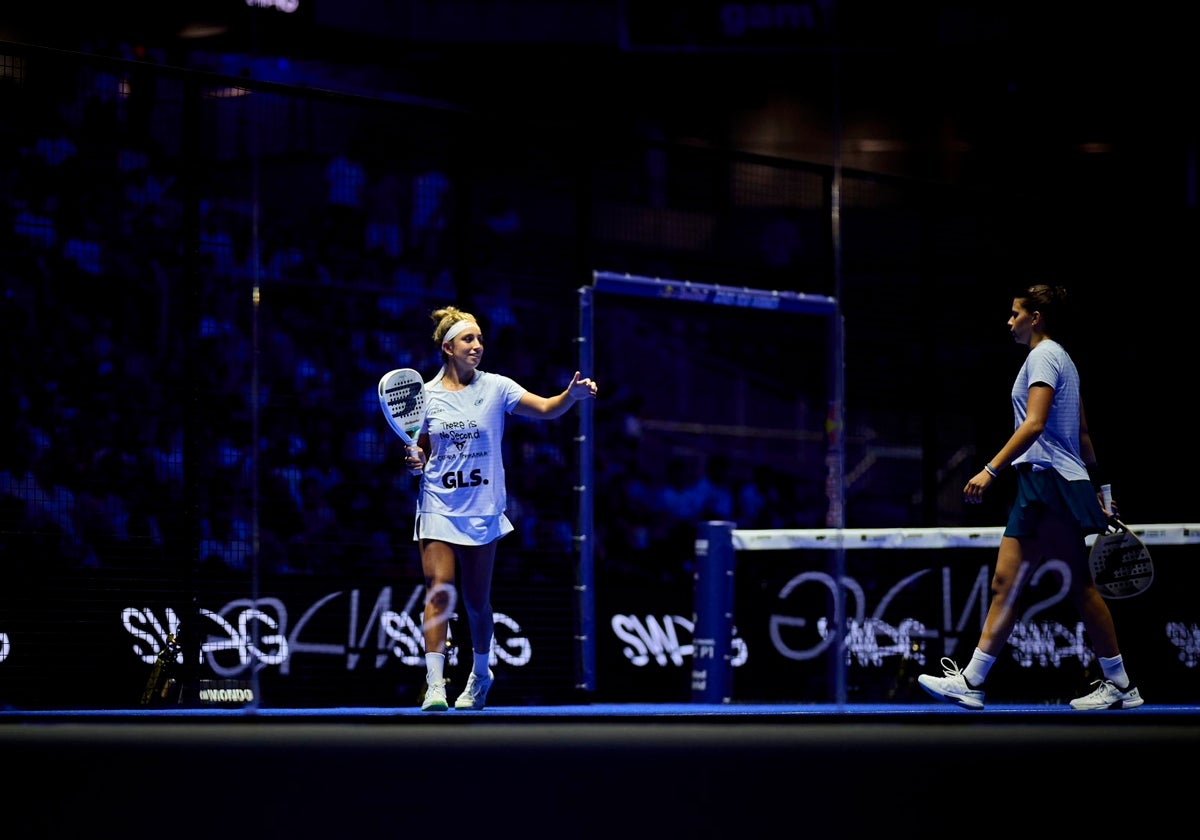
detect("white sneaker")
[1070,680,1144,710]
[421,680,448,712]
[917,657,985,710]
[454,669,494,710]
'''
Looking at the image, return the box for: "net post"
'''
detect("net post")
[692,520,737,703]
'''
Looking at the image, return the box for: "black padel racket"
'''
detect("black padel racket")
[1089,517,1154,599]
[378,368,426,447]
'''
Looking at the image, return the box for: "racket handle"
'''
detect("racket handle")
[406,444,424,476]
[1100,483,1113,511]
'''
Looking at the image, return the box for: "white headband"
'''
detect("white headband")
[442,320,479,345]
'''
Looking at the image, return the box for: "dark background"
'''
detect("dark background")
[22,1,1187,523]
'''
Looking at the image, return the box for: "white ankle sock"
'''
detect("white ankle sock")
[963,648,996,688]
[426,652,445,685]
[1099,654,1130,688]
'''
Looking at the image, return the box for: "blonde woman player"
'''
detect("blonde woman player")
[404,306,598,711]
[917,284,1142,711]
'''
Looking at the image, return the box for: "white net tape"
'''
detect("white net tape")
[731,523,1200,552]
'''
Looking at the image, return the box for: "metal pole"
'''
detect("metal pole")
[574,284,596,694]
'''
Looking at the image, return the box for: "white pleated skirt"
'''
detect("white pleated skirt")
[414,512,514,546]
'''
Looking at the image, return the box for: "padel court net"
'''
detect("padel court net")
[690,521,1200,705]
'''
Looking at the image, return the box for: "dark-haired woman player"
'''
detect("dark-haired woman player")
[917,284,1142,710]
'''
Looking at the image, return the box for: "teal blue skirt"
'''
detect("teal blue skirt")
[1003,465,1109,538]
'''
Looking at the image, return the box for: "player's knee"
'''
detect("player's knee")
[425,583,456,612]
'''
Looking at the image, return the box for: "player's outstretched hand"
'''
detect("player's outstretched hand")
[568,371,598,400]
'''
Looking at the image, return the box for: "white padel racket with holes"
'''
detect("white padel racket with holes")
[377,368,426,447]
[1089,517,1154,599]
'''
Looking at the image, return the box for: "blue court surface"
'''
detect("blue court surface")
[4,700,1200,719]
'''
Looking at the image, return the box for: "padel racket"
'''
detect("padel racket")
[378,368,426,447]
[1089,517,1154,599]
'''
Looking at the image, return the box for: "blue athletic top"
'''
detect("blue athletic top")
[415,368,526,519]
[1010,339,1088,482]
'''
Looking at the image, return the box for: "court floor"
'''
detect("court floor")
[6,702,1198,838]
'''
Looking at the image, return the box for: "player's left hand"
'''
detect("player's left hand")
[569,371,598,399]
